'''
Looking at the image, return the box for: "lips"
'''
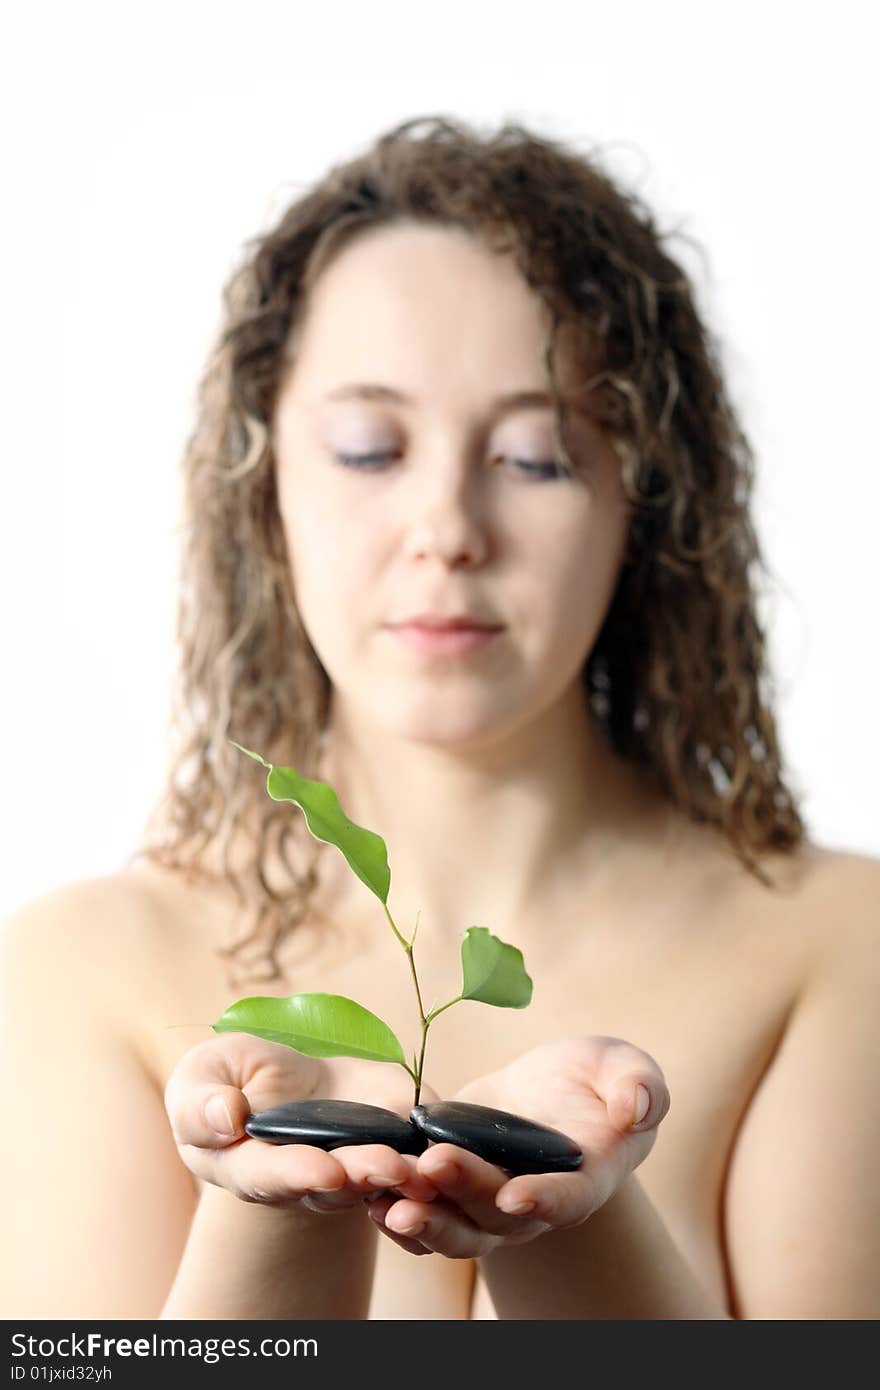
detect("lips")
[390,616,503,632]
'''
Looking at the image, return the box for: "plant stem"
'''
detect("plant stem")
[414,1017,430,1107]
[382,904,411,953]
[382,904,465,1105]
[383,902,431,1106]
[424,996,462,1026]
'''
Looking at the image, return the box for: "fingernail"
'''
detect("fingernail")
[367,1173,402,1187]
[501,1199,536,1216]
[205,1095,235,1135]
[633,1084,650,1126]
[399,1220,427,1236]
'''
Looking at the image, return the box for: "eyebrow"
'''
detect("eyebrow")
[322,382,594,421]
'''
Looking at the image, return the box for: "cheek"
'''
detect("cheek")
[279,480,335,577]
[536,508,628,638]
[282,497,376,632]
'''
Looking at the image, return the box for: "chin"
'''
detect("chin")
[369,697,525,752]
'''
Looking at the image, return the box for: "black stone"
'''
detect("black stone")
[244,1099,429,1155]
[410,1101,583,1176]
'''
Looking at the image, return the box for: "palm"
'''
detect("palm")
[364,1034,670,1257]
[458,1036,609,1116]
[222,1034,428,1119]
[454,1036,659,1199]
[197,1032,322,1114]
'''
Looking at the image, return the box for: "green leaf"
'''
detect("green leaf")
[229,741,390,903]
[460,927,533,1009]
[211,991,407,1066]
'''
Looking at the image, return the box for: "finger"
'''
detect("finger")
[380,1193,506,1259]
[416,1142,509,1207]
[494,1164,602,1228]
[576,1035,671,1133]
[218,1139,433,1217]
[305,1148,442,1215]
[164,1033,316,1149]
[163,1044,247,1149]
[616,1072,671,1134]
[295,1146,387,1213]
[419,1142,504,1186]
[364,1193,434,1256]
[418,1138,605,1234]
[325,1144,433,1197]
[169,1083,252,1150]
[417,1143,551,1239]
[372,1151,443,1203]
[192,1137,349,1205]
[300,1191,363,1214]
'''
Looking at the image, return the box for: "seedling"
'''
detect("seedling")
[209,741,583,1174]
[211,741,533,1107]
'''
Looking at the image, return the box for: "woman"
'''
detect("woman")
[2,115,877,1321]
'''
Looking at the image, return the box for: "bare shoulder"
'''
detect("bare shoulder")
[788,844,880,1015]
[1,870,160,973]
[0,866,200,1054]
[689,828,878,958]
[796,843,880,928]
[749,840,880,962]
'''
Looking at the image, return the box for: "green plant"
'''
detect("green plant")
[211,742,533,1107]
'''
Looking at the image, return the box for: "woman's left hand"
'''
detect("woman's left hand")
[363,1036,670,1258]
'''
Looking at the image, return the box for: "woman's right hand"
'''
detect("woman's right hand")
[163,1032,441,1220]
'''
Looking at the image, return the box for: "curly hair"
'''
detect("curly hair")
[127,113,806,990]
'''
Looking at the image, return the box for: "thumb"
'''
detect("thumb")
[167,1083,250,1149]
[613,1075,671,1134]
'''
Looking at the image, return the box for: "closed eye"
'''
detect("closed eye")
[333,450,569,480]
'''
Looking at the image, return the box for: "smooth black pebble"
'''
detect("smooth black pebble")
[245,1099,429,1155]
[410,1101,582,1175]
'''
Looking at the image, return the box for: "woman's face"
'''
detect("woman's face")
[271,220,632,749]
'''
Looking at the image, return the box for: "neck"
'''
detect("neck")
[309,683,672,949]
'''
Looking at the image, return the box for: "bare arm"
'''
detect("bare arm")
[0,881,205,1317]
[477,1172,730,1318]
[721,855,880,1318]
[0,878,394,1319]
[161,1184,376,1320]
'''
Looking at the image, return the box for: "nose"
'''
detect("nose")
[402,484,490,568]
[399,434,499,567]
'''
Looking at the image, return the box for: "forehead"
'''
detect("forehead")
[284,221,566,391]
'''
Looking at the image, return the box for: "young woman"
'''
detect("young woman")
[3,115,877,1321]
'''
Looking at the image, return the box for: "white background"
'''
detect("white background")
[2,0,877,919]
